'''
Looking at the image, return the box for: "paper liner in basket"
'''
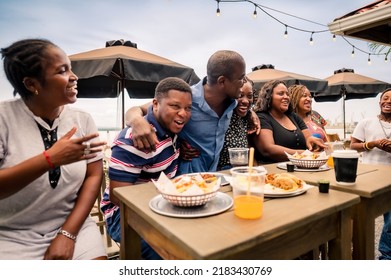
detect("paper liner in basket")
[284,150,328,160]
[152,172,221,195]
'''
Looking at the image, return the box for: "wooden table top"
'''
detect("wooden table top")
[114,180,359,259]
[264,162,391,198]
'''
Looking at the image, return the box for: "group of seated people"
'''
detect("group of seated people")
[1,38,390,260]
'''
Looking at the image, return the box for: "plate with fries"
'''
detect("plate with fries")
[277,162,330,172]
[149,192,233,218]
[152,172,223,207]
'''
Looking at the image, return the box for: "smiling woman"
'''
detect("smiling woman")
[251,79,326,164]
[0,38,107,260]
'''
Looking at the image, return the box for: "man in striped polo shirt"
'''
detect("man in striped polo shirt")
[100,77,192,259]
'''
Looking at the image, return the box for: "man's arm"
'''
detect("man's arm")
[125,102,158,150]
[248,110,261,135]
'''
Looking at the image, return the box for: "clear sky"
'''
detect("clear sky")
[0,0,389,129]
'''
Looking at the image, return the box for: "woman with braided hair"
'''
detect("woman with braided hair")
[289,84,328,142]
[0,38,107,259]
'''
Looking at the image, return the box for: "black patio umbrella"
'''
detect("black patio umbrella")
[247,64,328,100]
[69,39,200,127]
[314,68,391,138]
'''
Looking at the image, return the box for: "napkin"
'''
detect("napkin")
[152,172,221,195]
[285,150,328,160]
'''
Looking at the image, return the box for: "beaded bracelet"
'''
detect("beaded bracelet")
[57,228,77,241]
[43,150,55,169]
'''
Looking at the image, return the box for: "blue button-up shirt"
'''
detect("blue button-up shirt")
[177,78,237,175]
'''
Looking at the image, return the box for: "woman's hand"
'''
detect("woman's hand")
[43,233,75,260]
[306,136,327,152]
[47,127,106,167]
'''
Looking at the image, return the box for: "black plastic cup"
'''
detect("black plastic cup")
[286,163,295,172]
[332,150,359,185]
[318,180,329,193]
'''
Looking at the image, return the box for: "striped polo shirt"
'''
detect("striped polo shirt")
[100,108,179,220]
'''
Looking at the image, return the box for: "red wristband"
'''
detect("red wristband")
[43,150,55,169]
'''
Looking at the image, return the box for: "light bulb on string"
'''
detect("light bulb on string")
[368,54,372,65]
[332,34,336,42]
[351,47,355,58]
[284,25,288,39]
[309,32,314,45]
[216,0,221,16]
[253,5,257,19]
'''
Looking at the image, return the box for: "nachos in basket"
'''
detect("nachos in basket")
[265,173,304,192]
[172,173,218,193]
[152,172,220,196]
[285,150,327,160]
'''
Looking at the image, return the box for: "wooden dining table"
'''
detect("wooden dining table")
[265,162,391,260]
[114,175,360,260]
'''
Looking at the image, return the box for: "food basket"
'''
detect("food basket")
[288,157,328,169]
[158,190,218,207]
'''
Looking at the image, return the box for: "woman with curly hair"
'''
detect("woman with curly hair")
[252,80,326,163]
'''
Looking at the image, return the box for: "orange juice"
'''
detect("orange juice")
[326,156,334,168]
[234,195,263,219]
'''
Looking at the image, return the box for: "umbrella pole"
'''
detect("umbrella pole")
[343,92,346,140]
[122,89,125,129]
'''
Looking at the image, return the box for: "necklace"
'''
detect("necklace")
[379,119,391,139]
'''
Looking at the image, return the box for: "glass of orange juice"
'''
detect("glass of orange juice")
[230,166,266,219]
[325,141,345,168]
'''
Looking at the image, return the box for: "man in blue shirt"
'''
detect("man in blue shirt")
[126,50,248,174]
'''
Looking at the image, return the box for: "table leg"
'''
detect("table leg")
[328,208,353,259]
[352,198,375,260]
[120,202,142,260]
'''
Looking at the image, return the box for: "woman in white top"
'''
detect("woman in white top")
[351,88,391,260]
[0,39,107,260]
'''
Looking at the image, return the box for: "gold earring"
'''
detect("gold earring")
[34,90,39,95]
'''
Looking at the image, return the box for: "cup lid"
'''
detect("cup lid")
[230,166,267,175]
[228,147,249,152]
[331,150,359,158]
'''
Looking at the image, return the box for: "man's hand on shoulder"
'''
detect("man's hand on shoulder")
[125,103,158,151]
[248,110,261,135]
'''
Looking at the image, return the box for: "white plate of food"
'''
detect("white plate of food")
[264,173,313,197]
[264,183,313,197]
[277,162,331,172]
[149,192,233,218]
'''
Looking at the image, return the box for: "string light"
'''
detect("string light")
[253,5,257,18]
[284,25,288,39]
[215,0,389,64]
